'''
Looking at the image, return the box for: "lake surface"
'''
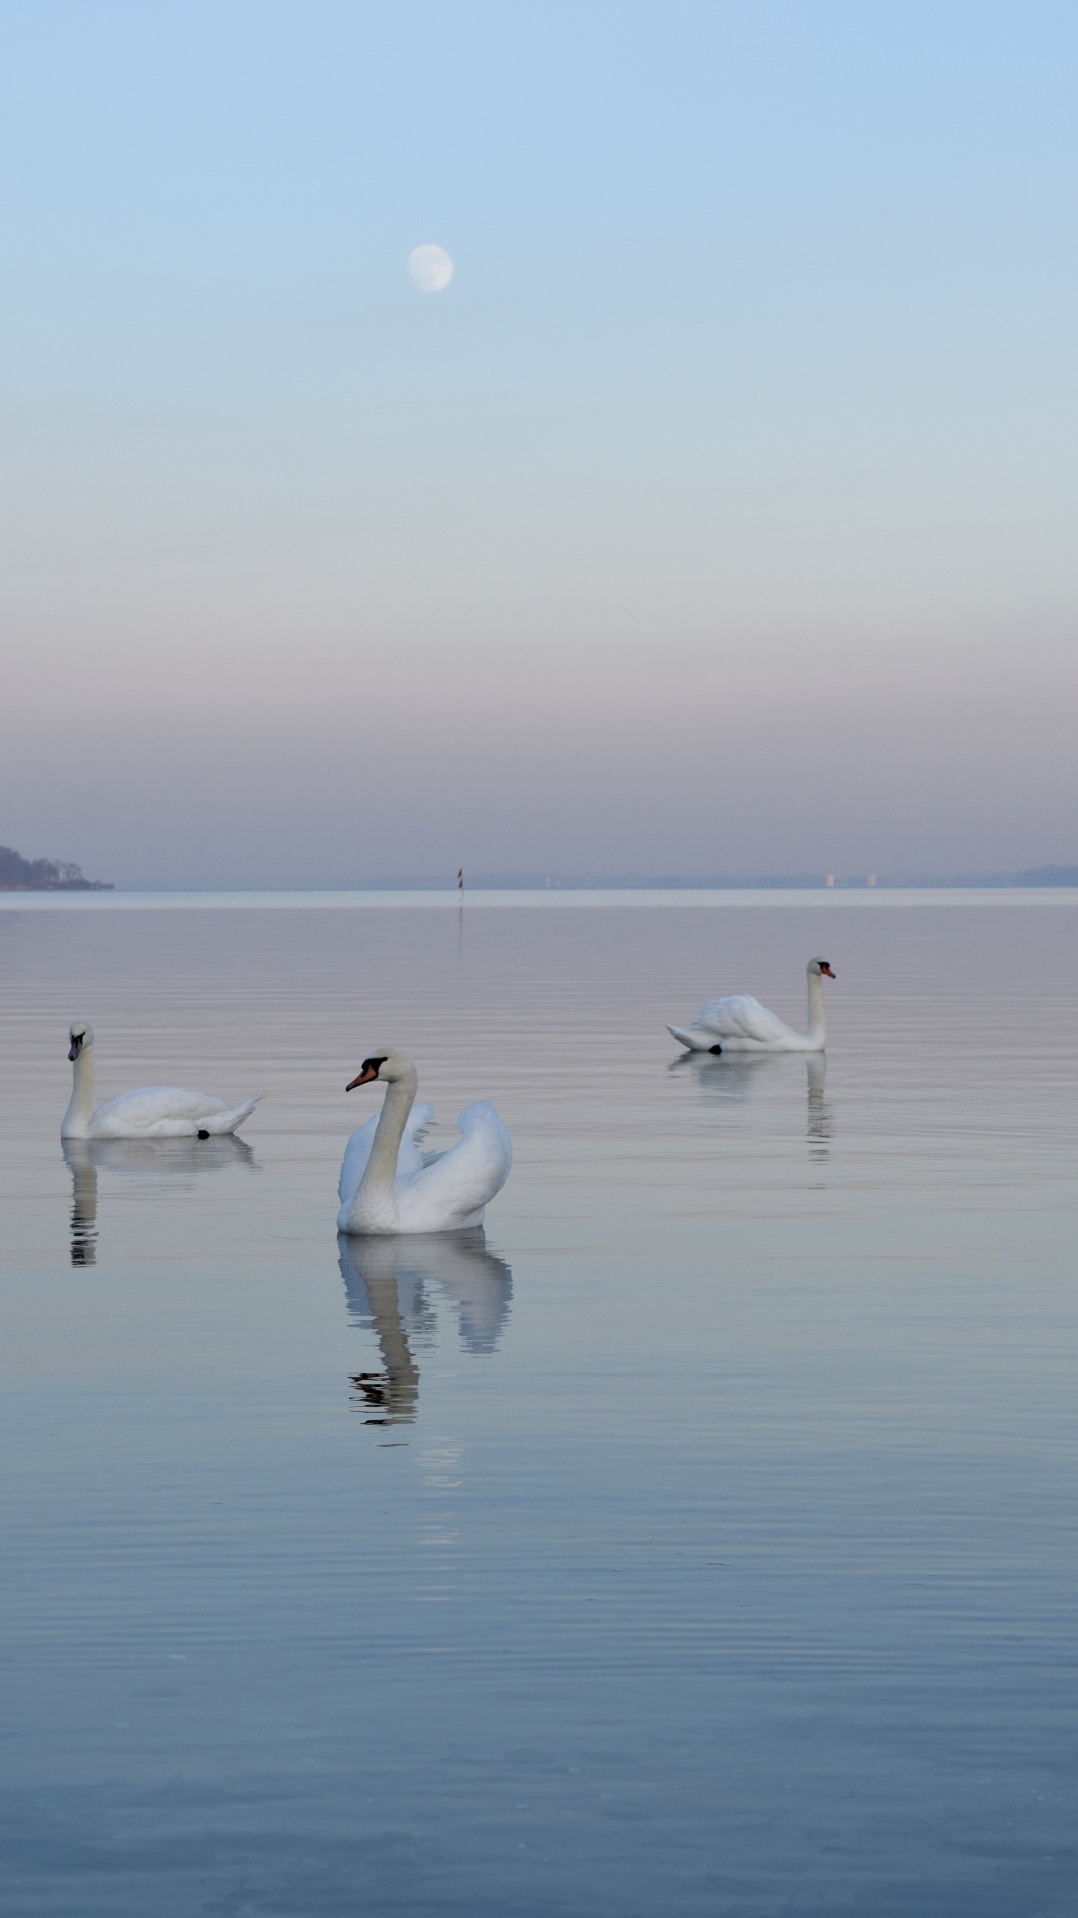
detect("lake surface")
[1,892,1077,1917]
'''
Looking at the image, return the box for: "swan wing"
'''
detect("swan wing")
[338,1102,437,1207]
[88,1085,255,1138]
[407,1102,435,1147]
[196,1094,262,1136]
[396,1101,512,1233]
[694,994,795,1046]
[338,1115,378,1204]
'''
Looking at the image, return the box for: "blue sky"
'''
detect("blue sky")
[1,2,1076,883]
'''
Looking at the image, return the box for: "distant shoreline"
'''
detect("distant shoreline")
[4,885,1078,914]
[285,867,1078,892]
[2,865,1076,895]
[69,869,1070,893]
[0,844,113,891]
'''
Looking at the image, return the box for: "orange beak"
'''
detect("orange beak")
[820,963,836,979]
[346,1065,379,1090]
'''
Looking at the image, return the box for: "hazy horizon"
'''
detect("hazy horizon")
[3,2,1076,890]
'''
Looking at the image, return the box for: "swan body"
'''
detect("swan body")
[61,1023,262,1140]
[337,1049,512,1236]
[338,1101,436,1205]
[668,958,835,1055]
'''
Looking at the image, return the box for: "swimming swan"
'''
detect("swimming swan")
[668,958,835,1054]
[61,1023,262,1140]
[337,1049,512,1236]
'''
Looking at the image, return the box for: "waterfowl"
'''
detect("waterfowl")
[668,958,835,1054]
[337,1049,511,1235]
[61,1023,261,1139]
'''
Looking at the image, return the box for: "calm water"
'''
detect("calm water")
[1,893,1077,1917]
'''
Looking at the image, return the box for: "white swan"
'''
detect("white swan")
[668,958,835,1054]
[337,1049,512,1236]
[61,1022,262,1140]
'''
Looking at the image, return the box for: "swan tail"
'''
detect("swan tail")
[201,1093,263,1135]
[667,1024,720,1054]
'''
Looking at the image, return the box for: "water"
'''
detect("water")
[1,893,1077,1916]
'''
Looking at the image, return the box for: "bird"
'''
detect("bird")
[667,958,836,1054]
[337,1049,512,1235]
[60,1023,262,1140]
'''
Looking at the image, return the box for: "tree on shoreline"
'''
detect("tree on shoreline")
[0,845,111,890]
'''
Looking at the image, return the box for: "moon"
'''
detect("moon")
[408,244,454,292]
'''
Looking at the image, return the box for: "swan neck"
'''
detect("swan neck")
[806,970,826,1043]
[61,1047,95,1139]
[358,1070,418,1211]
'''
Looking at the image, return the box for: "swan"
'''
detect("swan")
[668,958,835,1054]
[61,1023,262,1140]
[337,1049,512,1236]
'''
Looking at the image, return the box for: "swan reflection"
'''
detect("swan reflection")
[63,1140,99,1266]
[62,1134,257,1267]
[669,1049,791,1102]
[805,1053,833,1159]
[670,1050,833,1157]
[338,1230,513,1425]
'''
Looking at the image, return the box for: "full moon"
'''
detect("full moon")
[408,244,454,292]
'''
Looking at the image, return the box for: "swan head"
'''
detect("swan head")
[68,1021,94,1062]
[808,959,835,980]
[345,1047,414,1091]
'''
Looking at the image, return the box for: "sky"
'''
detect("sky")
[1,1,1076,886]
